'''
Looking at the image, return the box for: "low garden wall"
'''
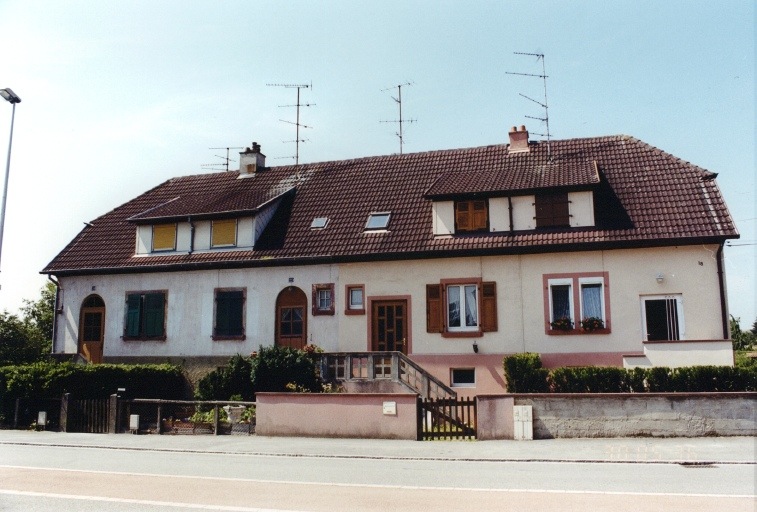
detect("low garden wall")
[480,393,756,439]
[255,392,418,439]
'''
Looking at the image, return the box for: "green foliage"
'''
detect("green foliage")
[502,354,757,393]
[0,362,187,424]
[730,315,756,351]
[195,354,254,401]
[0,284,56,365]
[503,353,549,393]
[250,345,321,394]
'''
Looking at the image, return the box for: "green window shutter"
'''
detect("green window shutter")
[143,293,165,337]
[125,294,142,337]
[216,291,244,336]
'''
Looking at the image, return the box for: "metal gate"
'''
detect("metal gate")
[418,397,476,440]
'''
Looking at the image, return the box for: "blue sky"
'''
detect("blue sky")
[0,1,754,325]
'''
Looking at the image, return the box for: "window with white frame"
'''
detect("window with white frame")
[641,295,683,341]
[447,284,479,332]
[346,285,364,313]
[544,272,610,333]
[451,368,476,388]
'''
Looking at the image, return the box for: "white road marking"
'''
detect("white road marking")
[0,464,754,498]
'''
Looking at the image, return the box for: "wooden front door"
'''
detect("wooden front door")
[372,300,407,354]
[275,287,307,349]
[79,295,105,364]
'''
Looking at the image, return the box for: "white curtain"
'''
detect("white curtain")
[581,284,602,319]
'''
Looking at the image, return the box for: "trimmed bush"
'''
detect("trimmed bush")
[250,345,321,394]
[195,354,254,401]
[503,353,757,393]
[503,353,549,393]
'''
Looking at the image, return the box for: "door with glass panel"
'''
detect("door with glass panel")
[372,301,408,354]
[275,287,307,349]
[79,295,105,364]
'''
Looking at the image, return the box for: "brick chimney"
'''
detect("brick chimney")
[508,125,530,154]
[238,142,266,176]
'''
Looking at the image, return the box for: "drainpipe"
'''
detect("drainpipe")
[47,275,61,355]
[716,243,729,340]
[507,196,514,233]
[188,217,195,254]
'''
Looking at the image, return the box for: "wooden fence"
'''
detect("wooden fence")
[418,397,477,440]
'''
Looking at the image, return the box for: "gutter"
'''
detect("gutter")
[47,275,61,354]
[716,243,729,340]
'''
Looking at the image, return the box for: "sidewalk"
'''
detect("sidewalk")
[1,430,754,465]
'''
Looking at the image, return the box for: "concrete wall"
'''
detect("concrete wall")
[255,392,418,439]
[505,393,756,439]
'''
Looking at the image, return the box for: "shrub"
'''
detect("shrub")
[250,345,321,394]
[503,353,549,393]
[195,355,254,401]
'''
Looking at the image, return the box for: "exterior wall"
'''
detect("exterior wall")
[509,393,756,439]
[255,392,418,439]
[476,395,514,440]
[624,340,734,368]
[53,243,730,391]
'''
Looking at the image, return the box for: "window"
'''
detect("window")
[345,285,365,315]
[455,200,488,233]
[535,192,570,228]
[213,289,245,339]
[642,295,683,341]
[211,219,237,247]
[365,212,391,230]
[124,291,166,339]
[152,224,176,252]
[312,283,335,316]
[426,280,497,337]
[451,368,476,388]
[310,217,329,229]
[543,272,610,334]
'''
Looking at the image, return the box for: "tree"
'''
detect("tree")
[730,315,756,351]
[0,284,55,366]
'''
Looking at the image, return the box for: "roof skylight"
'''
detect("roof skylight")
[365,212,391,231]
[310,217,329,229]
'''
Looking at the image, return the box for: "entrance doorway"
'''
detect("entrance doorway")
[275,287,307,349]
[371,300,408,354]
[79,295,105,364]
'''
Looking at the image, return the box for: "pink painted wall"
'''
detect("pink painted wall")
[476,395,514,440]
[256,392,418,439]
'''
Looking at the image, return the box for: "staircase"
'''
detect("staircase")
[319,352,457,400]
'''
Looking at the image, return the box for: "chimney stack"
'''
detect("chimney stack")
[239,142,266,176]
[508,125,530,154]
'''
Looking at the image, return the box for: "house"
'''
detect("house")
[42,128,739,395]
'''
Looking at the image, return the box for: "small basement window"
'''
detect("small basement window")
[451,368,475,388]
[365,212,391,230]
[310,217,329,229]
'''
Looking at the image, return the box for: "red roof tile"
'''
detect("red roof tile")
[42,135,739,275]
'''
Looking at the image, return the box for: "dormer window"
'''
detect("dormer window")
[535,192,570,228]
[310,217,329,230]
[455,200,488,233]
[211,219,237,248]
[365,212,391,231]
[152,224,176,252]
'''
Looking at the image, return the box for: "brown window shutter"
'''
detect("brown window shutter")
[481,281,498,332]
[472,200,488,230]
[426,284,443,333]
[455,202,471,231]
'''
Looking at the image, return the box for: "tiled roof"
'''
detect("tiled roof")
[42,135,739,275]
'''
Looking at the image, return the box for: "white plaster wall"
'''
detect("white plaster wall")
[568,191,594,227]
[489,198,510,233]
[136,226,150,254]
[511,195,535,230]
[194,222,211,251]
[431,201,454,236]
[176,222,191,251]
[238,217,254,247]
[55,264,340,358]
[638,341,734,367]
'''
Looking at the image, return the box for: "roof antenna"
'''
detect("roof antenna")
[267,82,314,165]
[381,81,416,155]
[202,146,243,172]
[506,52,551,157]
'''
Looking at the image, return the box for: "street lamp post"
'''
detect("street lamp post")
[0,88,21,282]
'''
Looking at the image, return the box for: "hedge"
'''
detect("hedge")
[0,362,188,424]
[503,353,757,393]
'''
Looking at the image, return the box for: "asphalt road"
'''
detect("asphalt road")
[0,440,754,511]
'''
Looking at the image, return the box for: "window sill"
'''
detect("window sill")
[122,336,167,342]
[312,309,335,316]
[212,335,246,341]
[547,328,611,336]
[344,308,365,316]
[442,330,482,339]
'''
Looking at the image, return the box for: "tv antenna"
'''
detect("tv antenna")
[202,146,243,172]
[267,82,314,164]
[506,52,551,157]
[381,81,416,154]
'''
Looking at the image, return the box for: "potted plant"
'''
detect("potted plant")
[550,317,573,331]
[581,317,604,332]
